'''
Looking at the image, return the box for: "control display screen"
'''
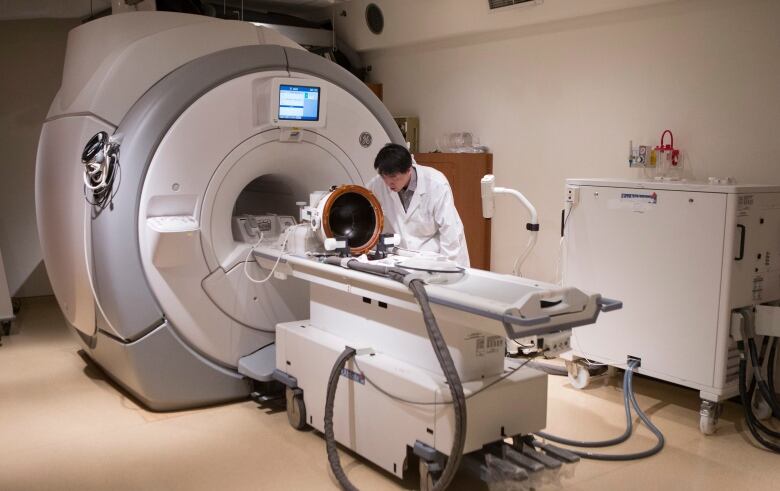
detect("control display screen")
[278,84,320,121]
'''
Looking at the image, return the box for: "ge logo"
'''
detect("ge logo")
[359,132,373,148]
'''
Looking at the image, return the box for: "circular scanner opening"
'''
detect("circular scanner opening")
[322,185,384,254]
[328,193,376,247]
[234,173,299,218]
[232,174,306,243]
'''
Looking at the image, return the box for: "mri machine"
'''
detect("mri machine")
[36,12,620,489]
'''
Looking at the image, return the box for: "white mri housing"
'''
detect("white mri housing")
[36,12,404,410]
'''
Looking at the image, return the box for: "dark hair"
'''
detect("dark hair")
[374,143,412,175]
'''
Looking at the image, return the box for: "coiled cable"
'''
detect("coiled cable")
[321,258,467,491]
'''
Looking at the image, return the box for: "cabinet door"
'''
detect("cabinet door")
[413,153,492,270]
[566,186,727,388]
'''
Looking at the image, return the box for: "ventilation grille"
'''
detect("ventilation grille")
[489,0,540,10]
[725,342,740,384]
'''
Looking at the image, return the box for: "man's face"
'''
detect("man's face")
[381,168,412,193]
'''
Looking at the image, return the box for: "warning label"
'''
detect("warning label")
[476,336,505,357]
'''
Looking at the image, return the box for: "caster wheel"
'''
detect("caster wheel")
[699,416,717,435]
[419,460,440,491]
[285,387,308,430]
[752,392,773,421]
[699,400,720,435]
[566,361,591,390]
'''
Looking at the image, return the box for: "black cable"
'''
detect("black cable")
[351,357,532,406]
[769,338,779,418]
[323,347,360,491]
[744,370,780,440]
[562,205,573,231]
[746,336,777,422]
[510,338,536,351]
[738,347,780,453]
[83,158,120,213]
[747,337,780,417]
[740,337,780,441]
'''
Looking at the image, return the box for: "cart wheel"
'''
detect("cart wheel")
[419,459,440,491]
[699,400,720,435]
[285,387,308,430]
[566,360,591,390]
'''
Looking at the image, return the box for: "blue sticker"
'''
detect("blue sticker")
[340,367,365,385]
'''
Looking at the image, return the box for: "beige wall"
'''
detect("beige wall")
[363,0,780,281]
[0,18,79,296]
[334,0,674,51]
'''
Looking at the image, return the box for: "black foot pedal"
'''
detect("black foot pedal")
[521,446,562,469]
[532,440,581,463]
[250,391,284,403]
[503,445,545,473]
[483,455,528,483]
[462,454,529,484]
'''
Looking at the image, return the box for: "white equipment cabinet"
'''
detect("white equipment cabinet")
[563,178,780,434]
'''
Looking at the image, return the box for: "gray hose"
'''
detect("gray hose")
[408,279,468,491]
[321,257,468,490]
[624,361,665,458]
[324,347,360,491]
[536,360,664,461]
[537,366,633,448]
[323,256,409,281]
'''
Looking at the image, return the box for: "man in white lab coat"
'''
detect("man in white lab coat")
[367,143,470,267]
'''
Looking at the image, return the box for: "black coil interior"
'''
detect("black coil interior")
[328,192,377,248]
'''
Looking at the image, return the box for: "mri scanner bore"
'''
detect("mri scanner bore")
[36,12,622,490]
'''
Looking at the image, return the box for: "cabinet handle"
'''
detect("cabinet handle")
[735,224,746,261]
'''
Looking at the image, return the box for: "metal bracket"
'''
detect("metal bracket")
[413,441,445,470]
[272,369,298,389]
[597,297,623,312]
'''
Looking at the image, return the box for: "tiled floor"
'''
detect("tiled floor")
[1,296,778,490]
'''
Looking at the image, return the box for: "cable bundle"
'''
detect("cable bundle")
[81,131,120,210]
[736,308,780,453]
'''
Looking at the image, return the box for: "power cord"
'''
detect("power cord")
[243,225,303,284]
[554,202,574,285]
[350,356,532,406]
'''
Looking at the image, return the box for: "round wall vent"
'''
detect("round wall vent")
[365,3,384,35]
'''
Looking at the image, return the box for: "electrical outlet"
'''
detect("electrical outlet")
[566,186,580,205]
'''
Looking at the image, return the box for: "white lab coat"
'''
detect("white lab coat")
[368,164,470,267]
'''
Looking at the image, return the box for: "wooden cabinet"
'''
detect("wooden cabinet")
[413,153,493,270]
[365,83,383,101]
